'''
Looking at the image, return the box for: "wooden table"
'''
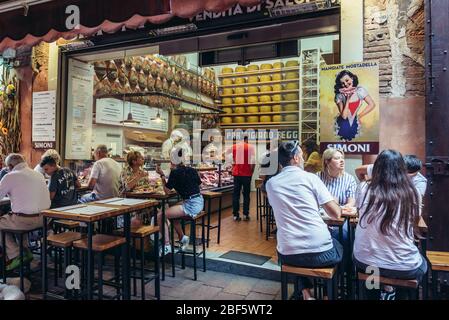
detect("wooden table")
[125,191,178,280]
[41,198,158,300]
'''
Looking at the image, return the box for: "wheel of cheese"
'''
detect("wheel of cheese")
[260,75,271,82]
[247,116,259,123]
[272,115,282,122]
[222,107,233,114]
[284,114,299,121]
[248,76,259,83]
[235,77,246,85]
[247,96,259,104]
[235,66,247,73]
[246,106,259,113]
[234,87,246,94]
[272,104,282,112]
[285,82,299,90]
[285,72,299,80]
[260,85,272,93]
[222,78,233,85]
[272,94,282,102]
[273,62,284,69]
[247,65,259,71]
[234,116,246,123]
[283,103,298,111]
[259,95,271,103]
[222,98,233,105]
[234,97,246,105]
[286,60,299,67]
[260,63,273,70]
[272,84,283,91]
[283,93,299,101]
[234,107,246,114]
[247,86,259,93]
[260,115,272,122]
[259,105,272,113]
[272,73,283,81]
[222,88,233,95]
[222,117,233,124]
[221,67,234,74]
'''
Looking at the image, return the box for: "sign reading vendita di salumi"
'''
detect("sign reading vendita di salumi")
[319,61,380,155]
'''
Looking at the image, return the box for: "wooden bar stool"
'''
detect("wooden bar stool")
[170,211,207,281]
[46,231,84,299]
[357,272,419,300]
[73,234,126,300]
[281,264,339,300]
[116,225,160,300]
[52,220,81,233]
[1,226,43,293]
[201,191,223,247]
[426,251,449,299]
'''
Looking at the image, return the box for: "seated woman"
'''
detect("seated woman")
[353,149,426,300]
[302,139,322,173]
[155,148,204,256]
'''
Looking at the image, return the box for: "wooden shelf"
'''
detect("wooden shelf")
[220,89,298,98]
[218,78,300,88]
[219,111,298,117]
[218,66,300,78]
[217,100,299,107]
[220,121,298,126]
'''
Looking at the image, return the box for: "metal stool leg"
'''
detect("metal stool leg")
[192,221,197,281]
[217,197,222,244]
[281,271,288,300]
[201,216,206,272]
[19,233,24,293]
[181,221,185,269]
[170,221,175,277]
[2,231,6,284]
[140,236,145,300]
[154,231,160,300]
[98,252,103,300]
[132,238,137,297]
[206,199,211,248]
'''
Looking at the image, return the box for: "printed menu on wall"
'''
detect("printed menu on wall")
[65,59,94,159]
[32,90,56,149]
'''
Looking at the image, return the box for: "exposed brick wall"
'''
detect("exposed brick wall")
[364,0,425,98]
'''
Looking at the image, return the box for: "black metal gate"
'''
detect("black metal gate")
[425,0,449,251]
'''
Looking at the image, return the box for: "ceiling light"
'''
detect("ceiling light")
[151,111,165,123]
[120,112,140,126]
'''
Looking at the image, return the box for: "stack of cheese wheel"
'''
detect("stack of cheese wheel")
[222,67,234,74]
[260,85,272,93]
[260,105,272,113]
[246,105,259,113]
[273,62,284,69]
[222,117,233,124]
[222,107,233,114]
[247,116,259,123]
[247,65,259,71]
[234,87,246,94]
[248,86,259,93]
[234,116,245,123]
[285,82,299,90]
[260,75,271,82]
[260,63,273,70]
[234,106,246,113]
[272,94,282,102]
[248,76,259,84]
[272,115,282,122]
[283,93,299,101]
[235,66,247,73]
[234,97,246,106]
[272,73,283,81]
[247,96,259,104]
[235,77,246,85]
[286,60,299,67]
[272,104,282,112]
[285,72,299,80]
[284,114,299,121]
[222,88,233,95]
[222,97,233,105]
[284,103,297,111]
[222,78,233,85]
[259,95,271,103]
[260,115,272,122]
[272,83,283,92]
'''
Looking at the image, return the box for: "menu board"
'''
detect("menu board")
[32,90,56,148]
[96,98,126,125]
[65,59,94,159]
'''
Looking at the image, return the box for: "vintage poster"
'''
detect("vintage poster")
[319,61,380,154]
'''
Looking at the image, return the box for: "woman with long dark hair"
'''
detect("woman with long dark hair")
[353,149,426,300]
[301,139,322,173]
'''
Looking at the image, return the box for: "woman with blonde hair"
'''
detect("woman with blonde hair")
[119,150,151,195]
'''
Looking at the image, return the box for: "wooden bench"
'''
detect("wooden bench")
[357,272,419,300]
[73,234,126,252]
[426,251,449,299]
[47,231,84,248]
[281,264,339,300]
[52,220,80,232]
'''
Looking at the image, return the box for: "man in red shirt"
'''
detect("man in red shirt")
[231,136,255,221]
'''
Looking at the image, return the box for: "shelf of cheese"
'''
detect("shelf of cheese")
[219,110,298,117]
[217,100,299,107]
[218,66,300,78]
[220,89,298,98]
[218,78,300,88]
[220,121,299,126]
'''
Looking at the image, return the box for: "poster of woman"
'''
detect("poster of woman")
[319,61,379,155]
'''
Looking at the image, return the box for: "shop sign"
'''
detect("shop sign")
[191,0,340,24]
[33,142,56,150]
[319,61,380,155]
[225,129,298,141]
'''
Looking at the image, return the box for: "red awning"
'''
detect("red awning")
[0,0,261,52]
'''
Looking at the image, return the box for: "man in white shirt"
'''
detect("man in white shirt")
[266,141,342,300]
[0,154,50,268]
[80,145,121,202]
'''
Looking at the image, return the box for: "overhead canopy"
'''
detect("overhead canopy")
[0,0,261,52]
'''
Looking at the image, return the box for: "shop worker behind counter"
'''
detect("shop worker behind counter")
[265,141,343,300]
[80,144,121,203]
[0,153,50,271]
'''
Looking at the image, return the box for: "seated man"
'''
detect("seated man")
[266,141,342,300]
[80,144,121,202]
[0,154,51,270]
[40,156,81,208]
